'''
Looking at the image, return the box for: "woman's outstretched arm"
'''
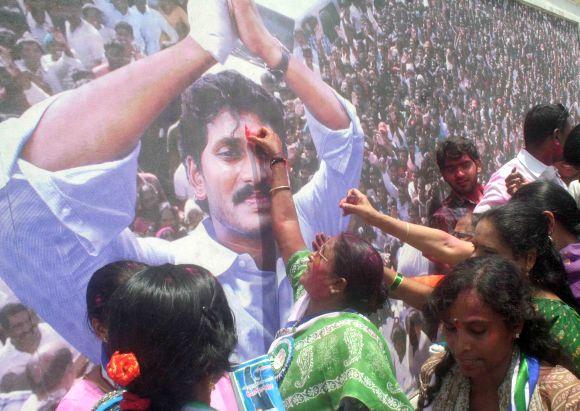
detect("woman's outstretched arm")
[340,188,474,265]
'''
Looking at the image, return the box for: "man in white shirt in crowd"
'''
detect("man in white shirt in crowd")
[41,32,84,93]
[53,0,105,70]
[82,3,116,44]
[0,0,362,363]
[506,123,580,206]
[0,304,69,385]
[131,0,178,55]
[23,0,53,44]
[95,0,145,52]
[474,103,574,213]
[13,35,52,95]
[114,22,144,61]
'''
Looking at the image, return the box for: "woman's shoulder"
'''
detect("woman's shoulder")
[56,378,104,411]
[534,297,580,322]
[301,312,386,349]
[536,364,580,410]
[333,312,384,336]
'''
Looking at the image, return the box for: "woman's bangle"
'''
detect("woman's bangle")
[269,185,291,195]
[390,272,404,291]
[270,156,287,169]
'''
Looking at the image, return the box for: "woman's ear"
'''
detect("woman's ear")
[91,318,108,343]
[542,210,556,236]
[330,277,347,295]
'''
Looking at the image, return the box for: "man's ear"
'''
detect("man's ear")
[186,156,207,201]
[475,159,482,175]
[553,127,562,144]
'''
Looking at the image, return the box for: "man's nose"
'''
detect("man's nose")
[240,149,268,182]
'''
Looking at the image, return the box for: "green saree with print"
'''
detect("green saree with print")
[273,250,412,410]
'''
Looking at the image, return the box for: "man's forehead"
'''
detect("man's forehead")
[206,109,268,140]
[444,153,475,166]
[9,309,30,323]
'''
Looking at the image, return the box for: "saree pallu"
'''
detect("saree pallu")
[276,311,413,410]
[419,350,579,410]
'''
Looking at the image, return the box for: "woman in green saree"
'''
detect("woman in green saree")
[247,128,412,410]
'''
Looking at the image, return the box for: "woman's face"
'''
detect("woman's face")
[443,289,519,381]
[301,237,340,299]
[472,218,533,273]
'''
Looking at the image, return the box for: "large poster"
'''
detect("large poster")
[0,0,578,409]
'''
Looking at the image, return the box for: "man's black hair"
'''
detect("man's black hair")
[523,103,570,149]
[114,21,134,36]
[0,7,27,37]
[435,136,480,170]
[105,39,125,54]
[0,303,28,330]
[563,124,580,167]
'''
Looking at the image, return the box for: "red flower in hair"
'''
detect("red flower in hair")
[106,351,141,387]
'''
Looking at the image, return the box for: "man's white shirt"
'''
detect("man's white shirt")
[130,5,178,55]
[0,91,364,363]
[474,148,566,213]
[65,19,106,70]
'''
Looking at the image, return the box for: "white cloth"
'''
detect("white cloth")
[98,25,116,44]
[396,243,434,277]
[65,19,106,70]
[94,4,145,51]
[474,149,566,213]
[22,81,50,105]
[0,90,363,363]
[0,323,67,382]
[187,0,237,64]
[25,12,54,44]
[130,5,178,55]
[14,60,52,102]
[569,180,580,208]
[0,391,31,411]
[173,163,196,201]
[41,54,84,93]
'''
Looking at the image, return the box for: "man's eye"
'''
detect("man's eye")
[217,148,241,160]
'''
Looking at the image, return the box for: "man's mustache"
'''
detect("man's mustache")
[232,182,271,205]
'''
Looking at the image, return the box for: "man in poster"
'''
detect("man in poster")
[0,0,363,362]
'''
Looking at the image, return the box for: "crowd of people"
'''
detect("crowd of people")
[280,0,580,270]
[0,0,579,410]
